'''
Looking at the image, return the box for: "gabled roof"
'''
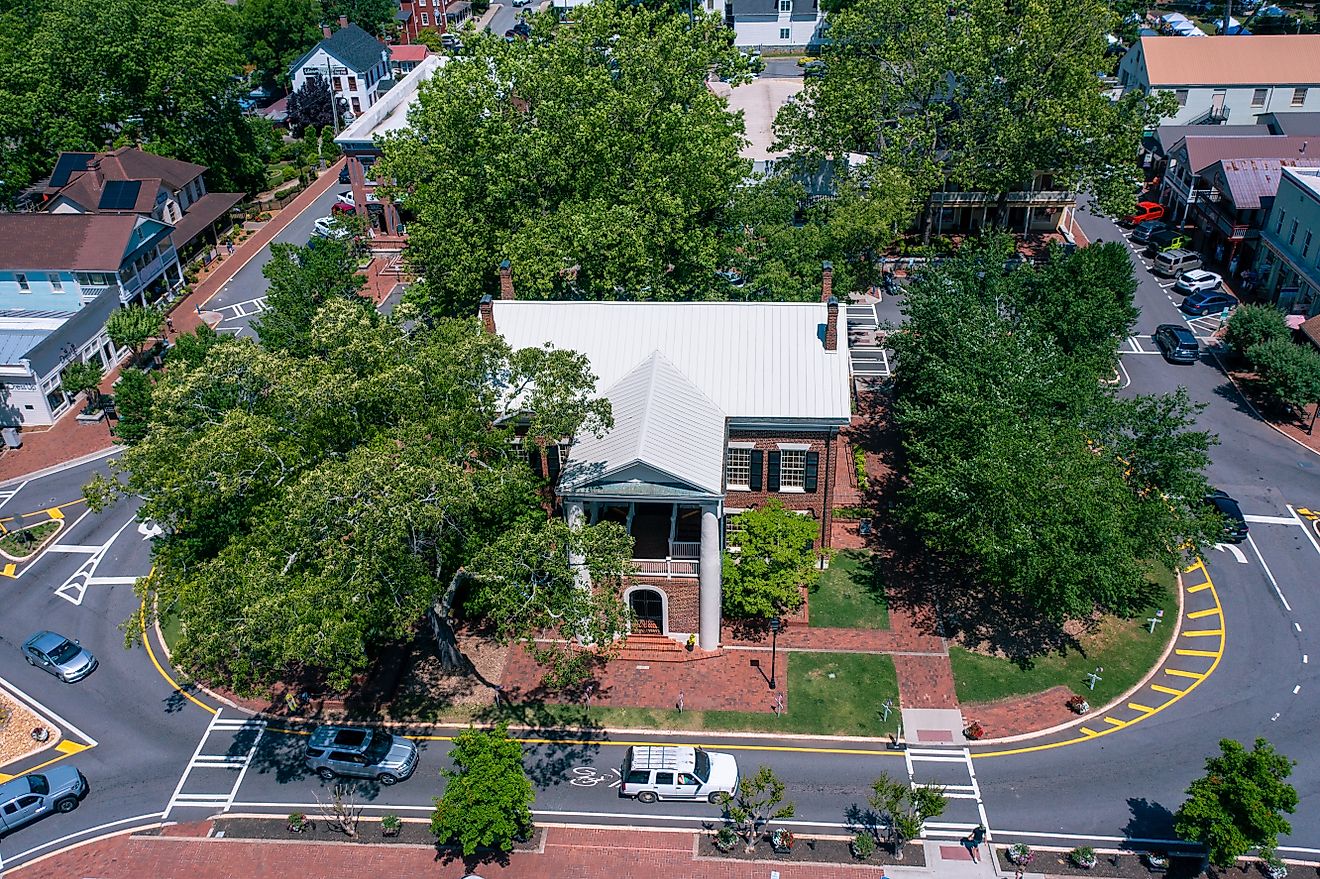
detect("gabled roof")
[490,300,851,423]
[0,214,152,271]
[1212,158,1320,209]
[1172,135,1316,175]
[1151,125,1270,157]
[560,352,727,497]
[289,23,385,79]
[390,44,429,63]
[1137,35,1320,86]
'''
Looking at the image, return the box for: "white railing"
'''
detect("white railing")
[633,558,700,578]
[670,540,700,559]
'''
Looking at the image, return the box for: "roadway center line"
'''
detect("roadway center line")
[1246,534,1291,612]
[1287,504,1320,558]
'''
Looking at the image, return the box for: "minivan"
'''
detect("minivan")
[1152,248,1202,277]
[0,767,88,835]
[304,725,418,785]
[619,745,739,804]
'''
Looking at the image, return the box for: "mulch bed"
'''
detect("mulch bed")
[213,816,543,853]
[995,847,1209,879]
[697,834,925,866]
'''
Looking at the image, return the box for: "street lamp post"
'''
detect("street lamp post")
[768,618,782,690]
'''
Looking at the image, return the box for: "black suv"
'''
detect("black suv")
[1153,324,1199,364]
[1205,490,1249,543]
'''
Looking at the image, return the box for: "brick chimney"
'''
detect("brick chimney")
[339,15,349,27]
[322,24,332,37]
[498,259,515,300]
[87,156,103,191]
[820,260,833,303]
[479,294,495,334]
[825,295,839,351]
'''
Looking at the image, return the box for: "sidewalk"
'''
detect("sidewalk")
[0,160,346,484]
[6,822,1015,879]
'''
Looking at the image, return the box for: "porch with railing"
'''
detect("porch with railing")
[633,540,701,578]
[590,501,705,579]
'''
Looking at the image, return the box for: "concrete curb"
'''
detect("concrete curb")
[1207,347,1320,459]
[0,445,119,489]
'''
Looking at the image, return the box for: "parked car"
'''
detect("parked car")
[1152,248,1202,277]
[304,725,418,785]
[311,216,350,239]
[512,20,532,36]
[802,59,826,77]
[1125,201,1165,225]
[1130,219,1170,244]
[1145,228,1188,253]
[338,165,351,184]
[513,0,531,6]
[620,745,739,804]
[331,201,354,214]
[1205,490,1249,542]
[1174,269,1222,294]
[21,631,97,683]
[1153,324,1200,364]
[0,767,89,834]
[1179,289,1239,316]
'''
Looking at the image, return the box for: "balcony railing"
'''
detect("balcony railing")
[633,540,701,579]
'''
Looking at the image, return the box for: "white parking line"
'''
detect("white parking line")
[1244,514,1302,526]
[1247,533,1291,612]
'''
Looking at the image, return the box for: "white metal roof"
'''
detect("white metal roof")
[335,54,445,147]
[490,300,851,423]
[560,351,727,496]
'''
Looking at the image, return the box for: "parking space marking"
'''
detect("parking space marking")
[1187,581,1213,593]
[1163,668,1202,680]
[1149,684,1184,696]
[1247,533,1291,611]
[1182,629,1222,637]
[1127,702,1155,713]
[1186,608,1220,619]
[1287,504,1320,557]
[1245,514,1301,526]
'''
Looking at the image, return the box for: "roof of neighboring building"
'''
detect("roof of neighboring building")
[45,147,205,196]
[24,287,123,378]
[490,300,852,423]
[1136,35,1320,86]
[1300,313,1320,351]
[0,214,146,271]
[1257,111,1320,136]
[1152,124,1270,156]
[390,44,429,63]
[1173,135,1317,174]
[0,330,53,367]
[560,352,727,497]
[169,191,246,247]
[336,54,446,147]
[708,77,804,163]
[289,23,385,79]
[1213,158,1320,209]
[1281,165,1320,200]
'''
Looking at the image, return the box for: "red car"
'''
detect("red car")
[331,201,354,214]
[1125,201,1165,225]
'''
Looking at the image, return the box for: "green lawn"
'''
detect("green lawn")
[413,652,901,738]
[158,606,183,656]
[0,520,60,558]
[950,565,1179,707]
[809,551,889,629]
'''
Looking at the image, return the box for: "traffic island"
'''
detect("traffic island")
[0,690,62,772]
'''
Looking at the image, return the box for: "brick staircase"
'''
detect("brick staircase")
[613,632,719,663]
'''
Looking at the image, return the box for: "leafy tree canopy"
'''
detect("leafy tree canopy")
[889,239,1220,626]
[286,73,337,138]
[91,295,618,694]
[321,0,397,37]
[719,765,795,852]
[1224,304,1290,359]
[0,0,269,203]
[106,305,164,357]
[238,0,323,90]
[377,5,757,316]
[431,723,535,856]
[722,499,823,619]
[253,235,369,355]
[1246,337,1320,415]
[1174,738,1297,868]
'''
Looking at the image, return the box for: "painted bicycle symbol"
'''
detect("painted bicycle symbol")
[569,766,622,789]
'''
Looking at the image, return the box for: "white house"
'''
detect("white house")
[1117,35,1320,126]
[288,19,391,122]
[552,0,824,49]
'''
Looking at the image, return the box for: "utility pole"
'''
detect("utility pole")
[325,56,341,133]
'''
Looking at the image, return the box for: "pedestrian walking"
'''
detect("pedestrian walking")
[165,315,175,334]
[971,824,986,859]
[961,833,981,863]
[225,240,234,255]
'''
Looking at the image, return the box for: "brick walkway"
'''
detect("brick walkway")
[7,824,922,879]
[964,686,1075,739]
[892,654,959,709]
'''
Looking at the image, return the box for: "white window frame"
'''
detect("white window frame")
[1252,88,1268,108]
[420,11,429,24]
[724,508,746,552]
[779,27,791,39]
[15,273,29,292]
[777,444,808,492]
[48,273,63,292]
[725,443,754,490]
[779,0,791,10]
[1294,87,1308,107]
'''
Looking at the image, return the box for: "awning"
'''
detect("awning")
[170,192,245,247]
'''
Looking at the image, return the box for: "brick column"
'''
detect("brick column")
[698,503,722,650]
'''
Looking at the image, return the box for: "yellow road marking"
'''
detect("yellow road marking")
[0,563,14,578]
[1079,727,1099,737]
[1176,648,1219,658]
[1182,629,1222,638]
[1150,684,1184,696]
[1186,582,1213,593]
[55,740,89,755]
[1164,668,1203,679]
[1186,608,1220,620]
[140,601,216,715]
[1127,702,1155,713]
[1102,717,1125,727]
[45,507,64,520]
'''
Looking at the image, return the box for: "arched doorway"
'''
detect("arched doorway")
[628,588,665,634]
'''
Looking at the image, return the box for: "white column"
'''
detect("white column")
[698,503,722,651]
[566,499,589,590]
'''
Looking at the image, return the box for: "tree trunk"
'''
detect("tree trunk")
[429,569,468,670]
[992,191,1011,229]
[920,192,936,246]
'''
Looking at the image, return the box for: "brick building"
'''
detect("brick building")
[479,264,851,650]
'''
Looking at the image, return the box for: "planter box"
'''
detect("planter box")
[76,410,107,423]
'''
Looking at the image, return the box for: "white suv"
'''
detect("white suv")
[619,745,739,804]
[1174,269,1222,294]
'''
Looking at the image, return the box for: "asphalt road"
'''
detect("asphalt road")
[203,183,349,338]
[3,208,1320,869]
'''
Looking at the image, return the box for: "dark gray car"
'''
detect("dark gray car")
[0,766,89,835]
[21,631,97,683]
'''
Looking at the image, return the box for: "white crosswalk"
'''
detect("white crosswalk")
[904,746,991,841]
[164,709,266,818]
[218,295,269,320]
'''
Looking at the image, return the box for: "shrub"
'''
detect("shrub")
[1007,843,1034,865]
[1246,338,1320,414]
[1261,849,1288,879]
[851,831,876,859]
[714,826,738,852]
[1224,304,1289,358]
[853,445,868,489]
[1070,846,1098,868]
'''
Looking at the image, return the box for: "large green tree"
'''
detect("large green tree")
[90,296,620,694]
[0,0,268,203]
[377,5,754,316]
[431,723,534,856]
[252,235,368,355]
[238,0,322,91]
[721,499,823,620]
[1174,738,1298,868]
[889,240,1220,627]
[321,0,397,37]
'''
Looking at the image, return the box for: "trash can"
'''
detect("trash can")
[2,427,21,449]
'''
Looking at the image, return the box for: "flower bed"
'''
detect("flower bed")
[0,692,59,768]
[994,847,1205,879]
[698,833,926,866]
